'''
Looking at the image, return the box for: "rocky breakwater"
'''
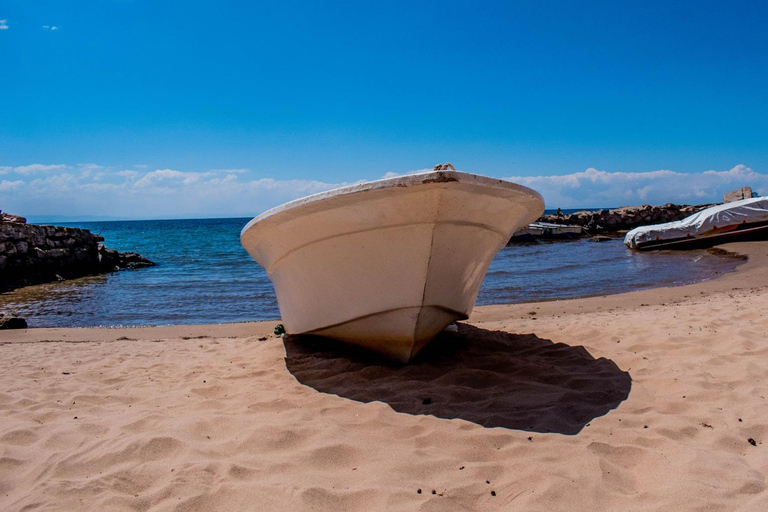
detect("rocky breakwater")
[538,203,714,234]
[0,212,155,295]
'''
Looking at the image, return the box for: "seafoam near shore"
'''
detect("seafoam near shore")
[2,241,768,511]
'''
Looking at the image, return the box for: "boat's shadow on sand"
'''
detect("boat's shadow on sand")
[284,324,631,435]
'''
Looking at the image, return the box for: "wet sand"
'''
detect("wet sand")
[2,241,768,511]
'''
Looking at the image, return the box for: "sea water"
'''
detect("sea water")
[0,217,743,328]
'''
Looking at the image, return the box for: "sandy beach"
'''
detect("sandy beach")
[2,241,768,511]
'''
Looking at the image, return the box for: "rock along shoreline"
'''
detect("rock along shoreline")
[0,212,155,295]
[536,203,714,234]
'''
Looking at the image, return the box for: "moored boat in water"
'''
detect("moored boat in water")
[510,222,583,241]
[624,197,768,251]
[241,166,544,362]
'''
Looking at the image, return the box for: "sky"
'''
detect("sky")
[1,0,767,220]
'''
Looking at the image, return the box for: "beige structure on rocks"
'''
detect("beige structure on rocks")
[724,186,754,203]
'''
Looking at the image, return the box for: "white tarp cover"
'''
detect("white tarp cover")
[624,196,768,248]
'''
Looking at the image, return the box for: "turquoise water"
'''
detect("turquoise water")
[0,217,743,327]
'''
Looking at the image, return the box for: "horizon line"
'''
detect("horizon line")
[25,203,710,225]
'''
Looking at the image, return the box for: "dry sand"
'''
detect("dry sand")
[2,241,768,511]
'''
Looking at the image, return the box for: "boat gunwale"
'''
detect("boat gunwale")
[240,170,544,238]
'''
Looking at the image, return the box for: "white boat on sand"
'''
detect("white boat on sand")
[241,165,544,362]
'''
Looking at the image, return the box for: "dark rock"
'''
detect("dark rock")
[0,212,27,224]
[114,251,155,269]
[0,315,27,329]
[2,241,17,255]
[0,217,154,293]
[536,203,715,234]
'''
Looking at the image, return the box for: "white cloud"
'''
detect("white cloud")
[208,168,249,174]
[42,25,58,31]
[0,180,24,192]
[0,165,349,218]
[27,173,79,191]
[77,163,104,179]
[10,164,69,175]
[133,168,254,188]
[0,20,8,30]
[116,169,140,179]
[78,163,103,171]
[504,165,768,209]
[133,169,187,188]
[2,162,766,219]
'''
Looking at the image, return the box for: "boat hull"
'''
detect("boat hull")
[510,222,583,241]
[241,171,544,362]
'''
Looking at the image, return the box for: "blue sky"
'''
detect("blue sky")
[1,1,767,219]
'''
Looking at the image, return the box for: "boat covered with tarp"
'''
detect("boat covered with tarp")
[624,196,768,250]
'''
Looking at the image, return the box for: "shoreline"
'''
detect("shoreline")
[2,241,768,510]
[473,240,768,324]
[2,240,763,341]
